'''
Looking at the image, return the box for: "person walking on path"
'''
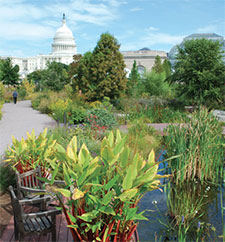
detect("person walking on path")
[12,90,18,104]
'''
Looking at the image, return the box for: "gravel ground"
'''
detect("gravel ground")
[0,100,56,163]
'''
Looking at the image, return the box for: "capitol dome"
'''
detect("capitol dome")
[52,14,77,55]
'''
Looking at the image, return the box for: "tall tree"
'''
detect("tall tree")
[127,60,141,96]
[0,58,19,86]
[43,61,69,91]
[162,59,172,78]
[171,39,225,107]
[80,33,127,101]
[152,55,163,73]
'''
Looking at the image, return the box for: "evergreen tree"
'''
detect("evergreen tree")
[127,60,140,96]
[152,55,163,73]
[171,39,225,107]
[90,33,127,101]
[0,58,19,86]
[162,59,172,78]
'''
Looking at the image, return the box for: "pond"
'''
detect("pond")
[138,152,224,241]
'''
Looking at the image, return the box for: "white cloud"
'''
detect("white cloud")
[196,21,225,35]
[130,7,142,12]
[148,26,159,31]
[0,0,121,42]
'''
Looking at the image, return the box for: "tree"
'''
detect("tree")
[152,55,163,73]
[43,61,69,91]
[162,59,172,78]
[27,70,46,91]
[75,33,127,101]
[0,58,20,86]
[171,39,225,107]
[127,60,141,96]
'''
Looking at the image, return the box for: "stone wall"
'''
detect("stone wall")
[122,50,167,72]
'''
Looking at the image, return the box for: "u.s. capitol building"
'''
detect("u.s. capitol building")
[1,14,77,78]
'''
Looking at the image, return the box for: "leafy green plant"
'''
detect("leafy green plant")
[126,121,161,159]
[164,107,224,184]
[0,164,16,192]
[43,130,166,242]
[5,128,56,176]
[87,108,117,129]
[31,93,50,110]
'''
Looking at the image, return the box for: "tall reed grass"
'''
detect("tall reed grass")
[164,107,224,184]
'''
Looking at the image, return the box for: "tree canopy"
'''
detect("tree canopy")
[0,58,20,86]
[72,33,127,101]
[171,39,225,107]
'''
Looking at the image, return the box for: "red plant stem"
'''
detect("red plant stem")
[126,224,137,242]
[113,220,121,242]
[105,220,116,242]
[59,198,82,242]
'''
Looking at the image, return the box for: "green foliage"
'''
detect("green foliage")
[0,58,20,86]
[44,130,165,241]
[86,108,117,129]
[43,61,70,91]
[171,39,225,108]
[152,55,164,73]
[164,107,224,184]
[126,121,161,159]
[144,70,174,98]
[0,102,2,120]
[0,81,5,101]
[0,165,16,192]
[27,70,46,91]
[31,92,49,110]
[67,103,87,125]
[5,128,56,176]
[72,33,127,101]
[127,60,141,96]
[162,59,172,78]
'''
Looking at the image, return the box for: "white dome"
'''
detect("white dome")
[52,14,77,55]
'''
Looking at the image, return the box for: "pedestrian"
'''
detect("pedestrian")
[13,90,18,104]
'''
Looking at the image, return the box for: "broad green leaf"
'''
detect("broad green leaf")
[50,163,59,185]
[77,211,97,222]
[89,194,98,203]
[66,146,76,162]
[108,131,114,147]
[55,143,66,154]
[99,206,116,215]
[102,190,113,205]
[101,146,114,163]
[116,129,122,143]
[147,149,155,165]
[113,136,127,156]
[69,136,78,155]
[120,146,130,168]
[67,224,78,228]
[78,143,91,166]
[72,188,84,200]
[104,174,120,190]
[55,188,71,198]
[118,188,138,201]
[67,211,77,223]
[63,163,71,186]
[122,165,135,190]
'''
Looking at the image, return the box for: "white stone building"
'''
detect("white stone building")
[0,14,77,78]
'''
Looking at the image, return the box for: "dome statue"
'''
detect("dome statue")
[52,13,77,55]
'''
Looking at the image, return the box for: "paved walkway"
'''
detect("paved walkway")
[0,100,56,162]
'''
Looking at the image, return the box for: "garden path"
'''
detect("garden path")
[0,100,56,163]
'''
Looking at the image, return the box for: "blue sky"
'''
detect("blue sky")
[0,0,224,57]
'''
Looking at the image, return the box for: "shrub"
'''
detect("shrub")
[86,108,117,129]
[0,165,16,192]
[5,129,56,176]
[0,82,5,101]
[31,93,49,109]
[38,97,52,114]
[67,103,87,124]
[126,121,161,159]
